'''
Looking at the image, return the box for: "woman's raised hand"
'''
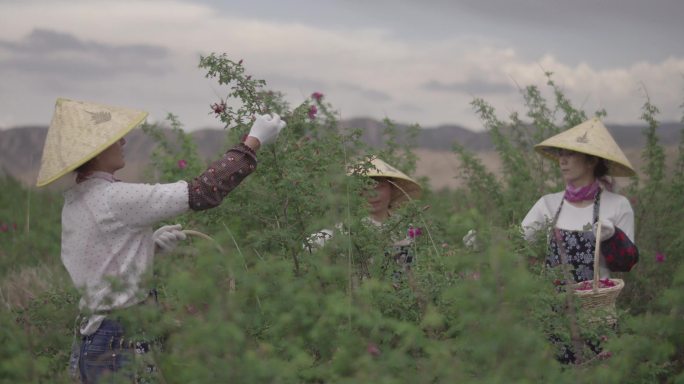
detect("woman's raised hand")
[248,113,287,146]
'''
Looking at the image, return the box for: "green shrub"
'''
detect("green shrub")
[1,56,683,382]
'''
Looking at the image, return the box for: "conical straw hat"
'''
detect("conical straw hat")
[36,98,148,187]
[355,157,422,207]
[534,117,635,177]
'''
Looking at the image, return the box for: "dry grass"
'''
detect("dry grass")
[0,263,70,311]
[413,148,501,190]
[9,145,682,193]
[413,146,682,191]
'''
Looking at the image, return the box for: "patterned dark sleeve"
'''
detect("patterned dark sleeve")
[601,227,639,272]
[187,144,257,211]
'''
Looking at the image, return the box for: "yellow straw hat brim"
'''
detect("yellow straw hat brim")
[36,98,148,187]
[534,117,636,177]
[363,157,422,207]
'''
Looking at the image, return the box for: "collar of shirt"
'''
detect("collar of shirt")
[76,171,120,184]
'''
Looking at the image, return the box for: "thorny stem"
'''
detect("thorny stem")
[406,269,427,315]
[343,142,354,330]
[222,222,262,311]
[553,229,586,364]
[270,144,301,275]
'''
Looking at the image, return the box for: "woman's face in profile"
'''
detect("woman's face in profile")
[557,149,597,185]
[365,178,392,215]
[92,137,127,173]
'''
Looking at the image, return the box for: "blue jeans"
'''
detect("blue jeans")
[78,319,135,383]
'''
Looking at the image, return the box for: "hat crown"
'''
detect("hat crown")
[353,157,422,207]
[534,117,635,177]
[36,98,148,186]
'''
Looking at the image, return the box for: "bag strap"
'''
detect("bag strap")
[551,188,602,228]
[551,188,603,289]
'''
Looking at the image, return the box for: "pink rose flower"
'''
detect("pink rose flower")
[407,226,422,239]
[367,342,381,357]
[311,92,324,102]
[211,100,226,115]
[0,223,7,233]
[178,159,188,170]
[308,105,318,120]
[655,252,666,263]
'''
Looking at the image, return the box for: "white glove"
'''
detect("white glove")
[153,224,187,252]
[248,113,286,146]
[304,229,333,251]
[593,220,615,242]
[463,229,478,251]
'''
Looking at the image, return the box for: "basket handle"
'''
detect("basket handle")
[593,220,602,293]
[182,229,225,254]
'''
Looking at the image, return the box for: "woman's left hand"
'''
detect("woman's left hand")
[594,219,615,242]
[153,224,187,252]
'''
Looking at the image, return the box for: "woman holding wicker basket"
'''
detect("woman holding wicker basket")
[36,98,285,383]
[521,117,639,363]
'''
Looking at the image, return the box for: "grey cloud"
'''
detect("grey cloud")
[423,79,514,95]
[0,29,170,78]
[253,76,391,103]
[395,102,423,113]
[260,73,327,93]
[370,0,684,31]
[456,0,683,29]
[338,83,391,101]
[337,0,684,68]
[189,1,684,70]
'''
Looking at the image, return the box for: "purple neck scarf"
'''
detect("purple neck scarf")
[564,180,600,202]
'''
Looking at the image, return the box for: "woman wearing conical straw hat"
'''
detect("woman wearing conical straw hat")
[307,157,422,285]
[521,117,639,363]
[37,98,285,382]
[357,156,422,226]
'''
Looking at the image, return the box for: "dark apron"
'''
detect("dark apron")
[547,190,604,363]
[547,189,601,283]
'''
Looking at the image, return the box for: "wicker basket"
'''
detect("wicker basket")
[182,229,235,291]
[182,229,225,254]
[569,224,624,324]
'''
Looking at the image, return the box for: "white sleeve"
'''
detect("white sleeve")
[521,197,547,241]
[105,181,190,228]
[613,196,636,243]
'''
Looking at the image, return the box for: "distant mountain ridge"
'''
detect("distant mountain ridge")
[1,118,682,188]
[340,117,683,151]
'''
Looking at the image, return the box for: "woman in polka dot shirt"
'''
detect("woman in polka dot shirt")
[36,98,285,382]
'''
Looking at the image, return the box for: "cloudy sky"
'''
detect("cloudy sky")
[1,0,683,131]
